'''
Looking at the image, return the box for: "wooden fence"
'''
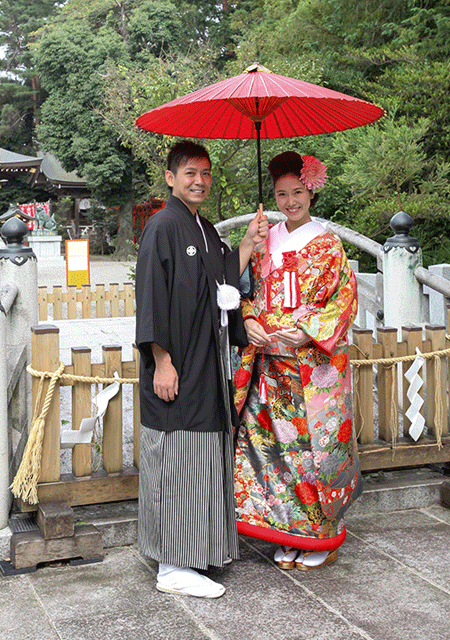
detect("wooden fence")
[350,320,450,470]
[38,283,135,320]
[17,318,450,511]
[18,325,140,511]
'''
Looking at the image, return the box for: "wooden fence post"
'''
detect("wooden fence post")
[102,345,123,473]
[133,344,140,468]
[53,285,63,320]
[38,286,47,322]
[81,285,91,318]
[110,283,120,317]
[31,325,61,483]
[96,284,106,318]
[425,324,448,438]
[124,283,134,317]
[67,286,77,319]
[351,329,374,445]
[71,347,93,476]
[377,327,399,444]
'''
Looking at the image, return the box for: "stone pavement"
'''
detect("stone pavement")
[1,258,450,640]
[1,470,450,640]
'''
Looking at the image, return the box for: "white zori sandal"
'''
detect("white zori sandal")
[156,564,225,598]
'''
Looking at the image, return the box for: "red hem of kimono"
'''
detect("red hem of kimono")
[236,521,346,551]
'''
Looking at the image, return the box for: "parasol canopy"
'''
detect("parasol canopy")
[137,63,384,205]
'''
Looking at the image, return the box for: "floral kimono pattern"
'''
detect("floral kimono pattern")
[233,224,362,550]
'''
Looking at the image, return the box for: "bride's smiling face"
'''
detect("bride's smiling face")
[274,173,313,232]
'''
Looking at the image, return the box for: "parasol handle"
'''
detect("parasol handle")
[255,121,263,209]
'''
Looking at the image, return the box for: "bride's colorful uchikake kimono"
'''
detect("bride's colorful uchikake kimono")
[233,219,363,552]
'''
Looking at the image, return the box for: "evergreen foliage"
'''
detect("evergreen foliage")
[0,0,61,152]
[0,0,449,264]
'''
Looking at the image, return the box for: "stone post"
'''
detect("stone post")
[0,216,38,528]
[0,216,38,364]
[382,211,423,329]
[0,284,17,528]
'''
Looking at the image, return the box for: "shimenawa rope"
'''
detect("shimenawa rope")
[12,340,450,504]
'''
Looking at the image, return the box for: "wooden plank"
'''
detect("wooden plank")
[351,329,374,445]
[81,285,91,318]
[96,284,106,318]
[31,326,61,483]
[17,469,139,511]
[91,362,105,378]
[122,361,137,378]
[53,286,63,320]
[59,364,74,386]
[102,345,123,473]
[372,342,383,360]
[71,347,92,477]
[38,287,48,322]
[109,283,120,317]
[53,361,135,386]
[359,438,450,471]
[124,283,134,317]
[67,286,77,319]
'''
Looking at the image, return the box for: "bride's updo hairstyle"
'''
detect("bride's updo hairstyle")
[268,151,321,207]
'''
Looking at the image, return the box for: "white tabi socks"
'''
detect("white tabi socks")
[156,563,225,598]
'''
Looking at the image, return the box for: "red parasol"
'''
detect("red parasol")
[137,63,384,206]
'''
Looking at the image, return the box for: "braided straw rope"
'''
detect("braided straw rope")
[351,337,450,452]
[350,343,450,367]
[11,362,65,504]
[25,365,138,386]
[12,338,450,504]
[11,363,139,503]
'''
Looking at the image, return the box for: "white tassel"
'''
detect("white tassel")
[217,283,240,327]
[221,308,228,327]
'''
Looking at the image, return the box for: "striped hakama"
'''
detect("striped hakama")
[138,426,240,571]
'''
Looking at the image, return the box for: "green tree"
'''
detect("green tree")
[35,15,138,258]
[230,0,450,267]
[33,0,241,255]
[0,0,61,151]
[127,1,183,61]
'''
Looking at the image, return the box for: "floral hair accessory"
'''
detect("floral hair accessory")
[300,156,328,193]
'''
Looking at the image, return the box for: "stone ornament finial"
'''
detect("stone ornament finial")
[383,210,421,254]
